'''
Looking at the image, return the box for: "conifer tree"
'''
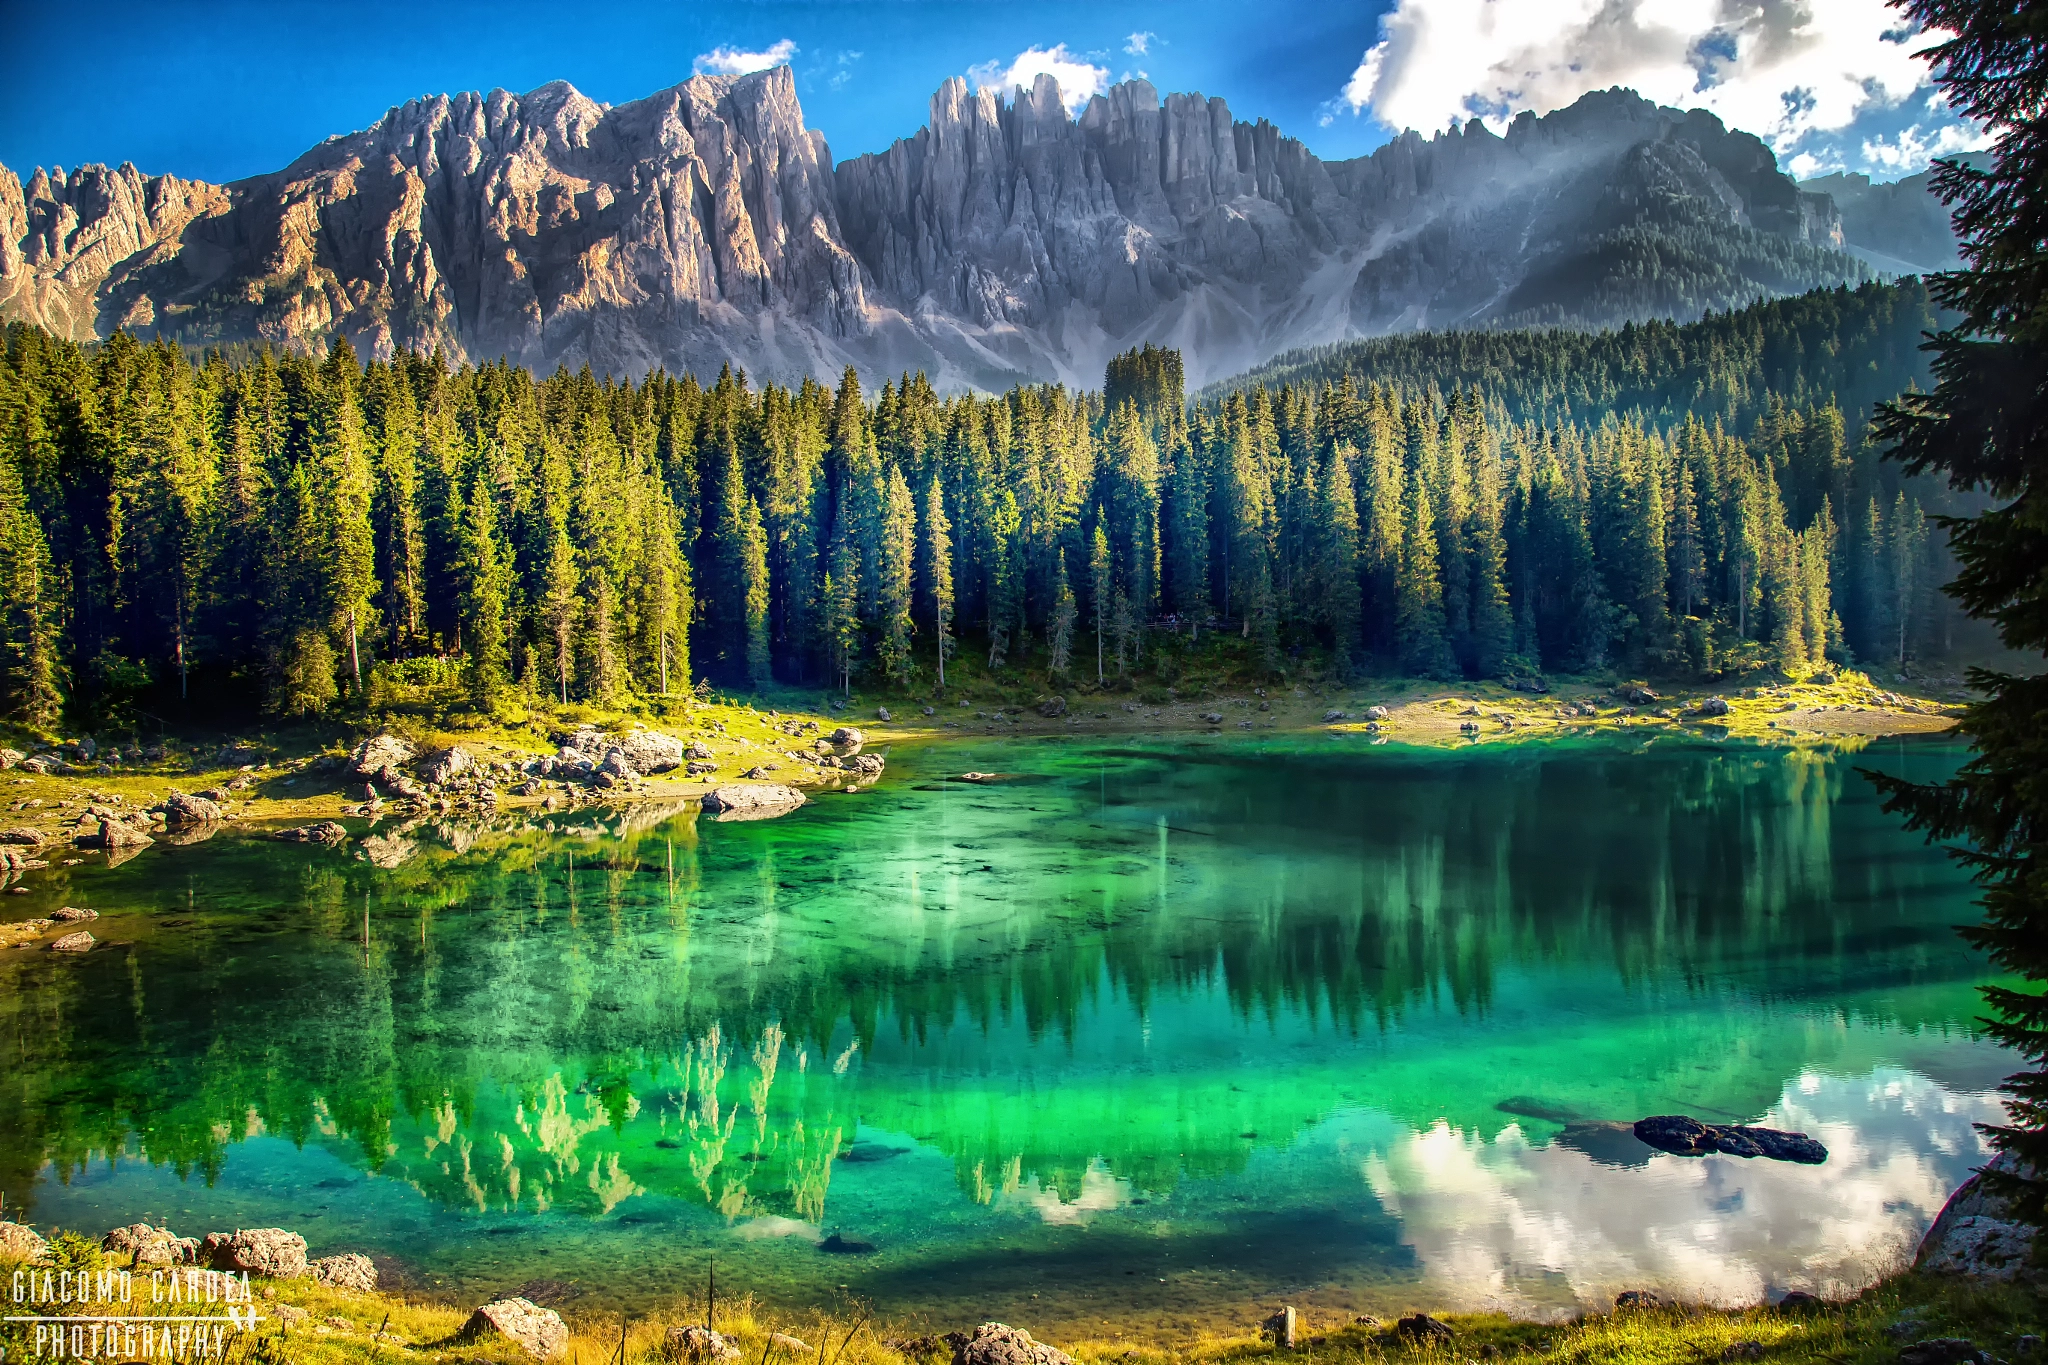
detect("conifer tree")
[1868,0,2048,1221]
[1048,547,1078,679]
[1164,425,1209,632]
[876,466,916,686]
[741,494,771,687]
[457,470,510,705]
[0,449,61,724]
[1467,441,1514,679]
[1396,471,1455,678]
[541,527,580,705]
[1317,447,1363,676]
[823,530,861,695]
[922,473,954,687]
[318,342,378,697]
[584,572,621,703]
[1090,523,1112,684]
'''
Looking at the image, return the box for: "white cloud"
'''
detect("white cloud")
[827,50,862,92]
[1860,120,1990,173]
[1125,30,1156,56]
[692,38,798,77]
[1332,0,1973,174]
[968,44,1110,115]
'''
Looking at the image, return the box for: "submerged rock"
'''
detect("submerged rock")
[1915,1152,2042,1284]
[947,1324,1073,1365]
[1632,1115,1827,1164]
[461,1298,569,1361]
[817,1232,876,1254]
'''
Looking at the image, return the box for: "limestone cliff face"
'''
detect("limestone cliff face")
[0,71,1865,389]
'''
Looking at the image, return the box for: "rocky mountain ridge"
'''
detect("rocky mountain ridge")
[0,68,1908,388]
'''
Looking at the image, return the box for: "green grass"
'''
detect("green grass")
[5,1228,2040,1365]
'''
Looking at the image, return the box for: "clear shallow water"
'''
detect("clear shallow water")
[0,733,2011,1332]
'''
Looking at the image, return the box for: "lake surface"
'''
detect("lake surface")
[0,732,2010,1334]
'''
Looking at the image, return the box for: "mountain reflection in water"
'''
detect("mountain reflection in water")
[0,734,2008,1327]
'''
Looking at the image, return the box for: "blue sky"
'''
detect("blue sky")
[0,0,1983,187]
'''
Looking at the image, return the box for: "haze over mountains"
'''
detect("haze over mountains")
[0,65,1958,389]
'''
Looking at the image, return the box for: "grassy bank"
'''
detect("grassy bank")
[2,1237,2039,1365]
[2,668,1960,836]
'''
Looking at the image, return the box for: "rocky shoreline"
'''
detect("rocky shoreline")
[0,1188,2038,1365]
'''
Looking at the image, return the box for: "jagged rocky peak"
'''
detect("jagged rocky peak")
[0,68,1899,389]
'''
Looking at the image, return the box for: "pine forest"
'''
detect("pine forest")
[0,278,1976,729]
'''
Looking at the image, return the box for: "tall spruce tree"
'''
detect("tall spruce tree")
[541,526,579,704]
[1048,547,1078,679]
[740,494,771,688]
[875,466,916,686]
[457,469,510,705]
[922,472,954,687]
[1869,0,2048,1223]
[1396,471,1455,679]
[1318,446,1363,676]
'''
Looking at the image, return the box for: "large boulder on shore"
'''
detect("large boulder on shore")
[87,821,153,850]
[1633,1115,1826,1164]
[348,734,417,779]
[828,726,865,755]
[460,1298,569,1360]
[666,1327,741,1365]
[1915,1151,2042,1284]
[701,784,807,820]
[157,791,225,826]
[103,1224,198,1266]
[0,1221,50,1262]
[619,731,687,774]
[947,1324,1073,1365]
[274,821,349,845]
[204,1227,308,1278]
[417,746,474,786]
[310,1252,378,1292]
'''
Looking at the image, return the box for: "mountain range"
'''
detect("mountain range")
[0,66,1956,389]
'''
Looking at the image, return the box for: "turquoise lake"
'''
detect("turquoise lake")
[0,733,2010,1335]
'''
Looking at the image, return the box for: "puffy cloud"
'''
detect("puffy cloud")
[969,44,1110,115]
[1861,120,1990,173]
[1333,0,1975,176]
[692,38,798,77]
[1125,30,1156,56]
[1356,1069,2001,1313]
